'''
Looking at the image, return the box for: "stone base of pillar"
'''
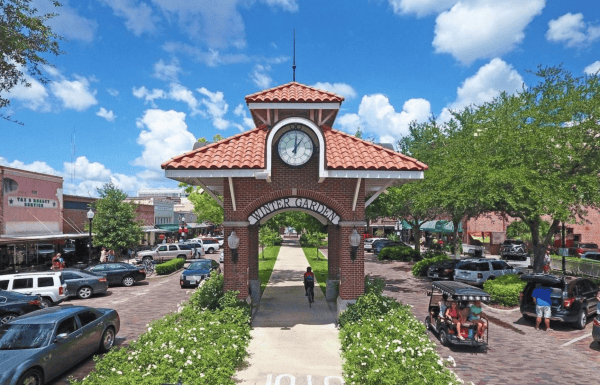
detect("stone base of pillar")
[249,279,260,304]
[336,296,357,319]
[326,279,339,302]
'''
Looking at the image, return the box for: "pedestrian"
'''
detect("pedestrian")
[52,253,64,270]
[108,249,115,262]
[543,249,551,274]
[532,284,552,331]
[100,247,107,263]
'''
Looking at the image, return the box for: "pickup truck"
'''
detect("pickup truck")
[462,244,484,257]
[189,238,221,254]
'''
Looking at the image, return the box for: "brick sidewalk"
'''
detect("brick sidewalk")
[364,253,600,385]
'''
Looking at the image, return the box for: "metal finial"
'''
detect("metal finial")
[293,29,296,82]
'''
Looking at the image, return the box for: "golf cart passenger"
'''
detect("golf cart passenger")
[444,301,465,340]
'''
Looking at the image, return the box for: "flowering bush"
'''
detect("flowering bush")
[411,255,451,277]
[73,272,251,385]
[483,274,526,307]
[339,292,463,384]
[155,258,186,275]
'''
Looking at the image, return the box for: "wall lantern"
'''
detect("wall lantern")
[349,227,361,261]
[228,230,240,264]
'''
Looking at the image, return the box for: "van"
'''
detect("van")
[0,271,68,308]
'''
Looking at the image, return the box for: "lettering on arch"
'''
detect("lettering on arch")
[248,197,341,225]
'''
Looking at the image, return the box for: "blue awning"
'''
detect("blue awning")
[419,220,462,233]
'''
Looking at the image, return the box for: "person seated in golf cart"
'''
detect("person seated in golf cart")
[444,301,467,340]
[468,300,488,341]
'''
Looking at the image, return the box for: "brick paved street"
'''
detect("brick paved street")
[365,253,600,385]
[48,261,199,385]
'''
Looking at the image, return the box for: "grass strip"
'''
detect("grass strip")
[302,247,328,296]
[258,246,280,294]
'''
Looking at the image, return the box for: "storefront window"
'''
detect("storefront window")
[2,178,18,193]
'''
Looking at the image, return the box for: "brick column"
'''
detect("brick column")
[248,225,260,303]
[223,223,250,300]
[326,225,341,301]
[337,224,365,317]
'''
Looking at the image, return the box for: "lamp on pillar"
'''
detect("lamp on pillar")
[86,209,95,266]
[228,230,240,264]
[349,227,361,261]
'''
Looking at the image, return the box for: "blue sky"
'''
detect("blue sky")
[2,0,599,197]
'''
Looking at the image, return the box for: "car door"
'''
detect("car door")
[580,280,598,316]
[106,263,127,284]
[62,272,81,295]
[76,310,102,356]
[45,316,82,379]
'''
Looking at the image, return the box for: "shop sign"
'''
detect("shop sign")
[8,197,58,209]
[248,197,340,225]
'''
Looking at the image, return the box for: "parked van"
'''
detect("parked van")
[0,271,68,308]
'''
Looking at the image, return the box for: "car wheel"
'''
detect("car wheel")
[207,248,214,254]
[40,298,52,308]
[574,310,587,330]
[425,316,431,331]
[77,286,93,299]
[17,368,44,385]
[122,276,135,287]
[99,327,115,353]
[142,257,152,263]
[177,254,187,260]
[439,328,449,346]
[0,313,18,324]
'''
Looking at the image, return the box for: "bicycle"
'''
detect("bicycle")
[142,260,155,276]
[307,286,314,308]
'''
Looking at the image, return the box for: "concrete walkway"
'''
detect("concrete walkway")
[236,242,344,385]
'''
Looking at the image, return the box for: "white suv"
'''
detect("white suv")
[0,271,68,307]
[135,243,194,262]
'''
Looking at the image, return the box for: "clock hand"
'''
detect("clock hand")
[293,134,299,154]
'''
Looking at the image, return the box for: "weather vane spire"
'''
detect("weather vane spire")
[293,29,296,82]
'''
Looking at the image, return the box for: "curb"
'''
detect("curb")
[481,302,521,313]
[146,267,185,279]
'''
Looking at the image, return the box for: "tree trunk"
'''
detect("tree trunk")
[451,218,461,257]
[414,228,422,257]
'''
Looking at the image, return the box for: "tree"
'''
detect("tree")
[91,182,143,257]
[258,226,280,259]
[1,0,63,120]
[187,188,224,227]
[506,220,551,243]
[304,231,327,260]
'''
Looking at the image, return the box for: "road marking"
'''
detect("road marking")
[561,332,592,347]
[265,375,344,385]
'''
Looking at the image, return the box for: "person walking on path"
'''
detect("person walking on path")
[100,247,107,263]
[107,249,115,262]
[533,284,552,330]
[543,249,551,274]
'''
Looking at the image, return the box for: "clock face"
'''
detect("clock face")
[277,130,314,166]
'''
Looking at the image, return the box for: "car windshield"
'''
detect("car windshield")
[0,323,54,350]
[187,261,211,270]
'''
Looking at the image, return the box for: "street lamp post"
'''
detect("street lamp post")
[87,209,95,266]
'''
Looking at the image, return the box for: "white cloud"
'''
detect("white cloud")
[107,88,120,97]
[260,0,298,12]
[97,107,117,122]
[168,83,201,115]
[250,64,273,89]
[433,0,545,65]
[50,76,98,111]
[337,95,431,142]
[63,156,112,181]
[439,58,524,122]
[234,103,255,130]
[198,87,231,130]
[0,158,62,176]
[584,61,600,75]
[312,82,357,100]
[132,86,166,107]
[546,13,600,48]
[389,0,457,17]
[162,42,250,67]
[153,58,182,82]
[134,109,197,171]
[137,169,164,181]
[8,74,50,111]
[99,0,156,36]
[33,0,97,42]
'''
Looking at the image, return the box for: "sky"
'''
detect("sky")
[1,0,599,198]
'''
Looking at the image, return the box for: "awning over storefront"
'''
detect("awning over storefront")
[402,220,462,233]
[154,224,180,232]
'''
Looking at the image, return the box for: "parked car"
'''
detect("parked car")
[181,242,206,258]
[364,237,385,251]
[0,305,120,385]
[500,239,528,261]
[571,243,600,258]
[85,263,146,287]
[0,290,43,324]
[519,274,598,329]
[61,269,108,299]
[427,259,462,280]
[189,238,221,254]
[212,235,224,247]
[453,258,516,286]
[180,259,221,288]
[581,252,600,261]
[219,249,224,264]
[135,243,193,263]
[593,314,600,343]
[0,272,68,308]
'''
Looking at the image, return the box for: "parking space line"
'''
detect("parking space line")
[561,332,592,347]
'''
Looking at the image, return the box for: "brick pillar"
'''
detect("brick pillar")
[248,225,260,303]
[223,225,250,300]
[326,225,340,301]
[337,226,364,315]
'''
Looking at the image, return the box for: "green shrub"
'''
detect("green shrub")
[411,255,451,277]
[483,274,526,307]
[421,250,447,259]
[364,275,385,295]
[273,237,282,246]
[74,272,251,385]
[339,292,463,385]
[155,258,185,275]
[377,246,419,261]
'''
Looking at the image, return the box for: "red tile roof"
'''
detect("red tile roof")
[245,82,344,103]
[161,126,267,170]
[323,126,428,171]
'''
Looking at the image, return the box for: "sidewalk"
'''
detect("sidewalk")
[236,242,344,385]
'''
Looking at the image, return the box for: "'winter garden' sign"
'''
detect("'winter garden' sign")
[248,197,340,225]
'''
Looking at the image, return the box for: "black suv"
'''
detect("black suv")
[500,239,528,261]
[519,274,599,329]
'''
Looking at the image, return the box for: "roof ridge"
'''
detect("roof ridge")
[160,125,267,169]
[245,81,344,102]
[324,125,429,170]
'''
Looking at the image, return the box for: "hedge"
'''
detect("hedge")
[155,258,186,275]
[411,255,451,277]
[339,282,463,385]
[73,272,251,385]
[482,274,526,307]
[377,246,419,261]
